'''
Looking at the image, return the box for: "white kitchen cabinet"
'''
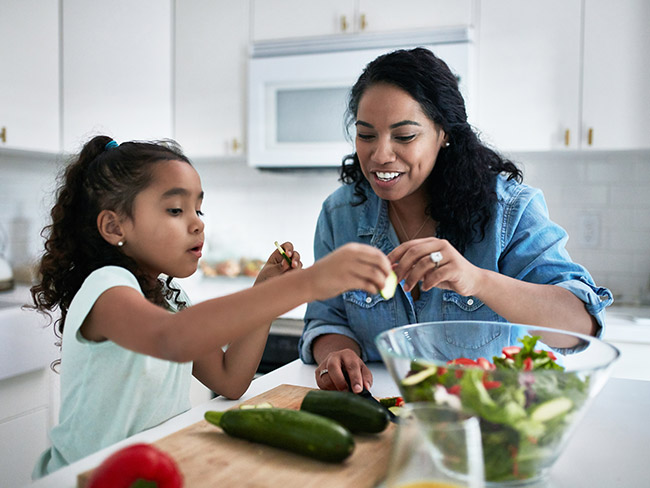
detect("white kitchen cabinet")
[61,0,173,153]
[476,0,582,151]
[174,0,249,159]
[0,0,60,153]
[252,0,474,41]
[581,0,650,150]
[476,0,650,152]
[0,369,52,487]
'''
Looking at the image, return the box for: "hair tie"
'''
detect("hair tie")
[105,140,119,150]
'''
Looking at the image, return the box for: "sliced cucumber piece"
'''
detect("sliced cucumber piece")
[401,366,438,386]
[380,270,398,299]
[239,402,274,409]
[530,397,573,422]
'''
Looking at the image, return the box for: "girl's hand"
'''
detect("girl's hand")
[308,243,392,300]
[388,237,485,296]
[315,348,373,393]
[254,241,302,285]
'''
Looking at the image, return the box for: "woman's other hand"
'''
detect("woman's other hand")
[254,241,302,285]
[307,243,392,300]
[388,237,485,296]
[315,346,372,393]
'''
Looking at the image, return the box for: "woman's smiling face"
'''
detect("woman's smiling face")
[355,83,447,203]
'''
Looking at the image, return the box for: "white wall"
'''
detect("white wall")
[1,149,649,305]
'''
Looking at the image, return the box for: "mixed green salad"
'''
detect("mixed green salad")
[398,336,590,483]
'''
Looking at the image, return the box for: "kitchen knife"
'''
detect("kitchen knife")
[342,370,398,422]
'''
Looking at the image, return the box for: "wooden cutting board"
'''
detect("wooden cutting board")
[78,384,396,487]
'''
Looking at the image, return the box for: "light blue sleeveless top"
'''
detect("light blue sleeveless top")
[33,266,193,478]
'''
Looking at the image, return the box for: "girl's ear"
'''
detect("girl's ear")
[97,210,125,246]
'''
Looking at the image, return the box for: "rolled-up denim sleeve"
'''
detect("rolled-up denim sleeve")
[499,186,613,337]
[299,299,365,364]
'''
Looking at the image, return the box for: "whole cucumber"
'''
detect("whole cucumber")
[300,390,389,434]
[204,408,354,463]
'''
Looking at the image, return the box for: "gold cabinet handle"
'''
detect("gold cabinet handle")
[232,138,241,153]
[588,128,594,146]
[564,129,570,147]
[360,13,367,31]
[0,127,6,143]
[340,15,348,32]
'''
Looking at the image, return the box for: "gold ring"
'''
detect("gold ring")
[319,369,329,378]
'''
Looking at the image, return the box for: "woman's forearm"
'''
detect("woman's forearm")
[312,333,362,365]
[475,269,598,336]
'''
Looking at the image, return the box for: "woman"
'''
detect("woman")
[298,48,613,394]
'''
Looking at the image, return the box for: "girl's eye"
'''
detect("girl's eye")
[196,210,204,217]
[167,208,182,216]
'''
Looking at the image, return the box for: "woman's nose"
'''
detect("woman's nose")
[371,136,395,163]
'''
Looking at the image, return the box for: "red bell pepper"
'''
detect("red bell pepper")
[86,443,183,488]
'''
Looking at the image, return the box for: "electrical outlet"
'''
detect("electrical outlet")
[577,213,600,248]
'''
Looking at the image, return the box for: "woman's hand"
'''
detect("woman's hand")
[307,243,392,300]
[315,347,373,393]
[254,241,302,285]
[388,237,485,296]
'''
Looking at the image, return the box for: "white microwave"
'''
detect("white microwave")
[247,28,474,169]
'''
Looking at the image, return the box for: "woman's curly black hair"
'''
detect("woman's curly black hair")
[340,47,522,254]
[30,135,191,347]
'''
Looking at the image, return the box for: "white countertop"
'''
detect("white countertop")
[27,360,650,488]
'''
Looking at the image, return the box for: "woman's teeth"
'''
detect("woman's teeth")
[376,172,400,181]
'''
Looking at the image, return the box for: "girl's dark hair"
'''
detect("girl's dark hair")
[30,135,192,343]
[341,47,522,253]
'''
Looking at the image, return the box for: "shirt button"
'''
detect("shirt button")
[467,298,474,306]
[366,296,372,304]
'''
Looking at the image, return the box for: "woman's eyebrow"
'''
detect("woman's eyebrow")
[389,120,422,129]
[355,120,422,129]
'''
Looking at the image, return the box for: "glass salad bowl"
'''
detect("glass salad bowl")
[375,321,620,486]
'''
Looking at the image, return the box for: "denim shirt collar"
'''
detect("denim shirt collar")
[358,192,399,253]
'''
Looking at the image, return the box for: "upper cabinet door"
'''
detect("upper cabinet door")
[252,0,355,41]
[0,0,59,153]
[581,0,650,150]
[62,0,173,153]
[357,0,474,33]
[476,0,582,152]
[175,0,249,159]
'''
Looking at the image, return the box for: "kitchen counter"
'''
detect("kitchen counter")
[27,360,650,488]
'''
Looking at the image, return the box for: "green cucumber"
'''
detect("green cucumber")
[204,408,354,463]
[300,390,389,434]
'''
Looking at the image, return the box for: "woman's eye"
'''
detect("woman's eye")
[167,208,182,216]
[395,134,416,142]
[357,133,375,141]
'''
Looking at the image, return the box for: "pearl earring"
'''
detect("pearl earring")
[117,241,124,247]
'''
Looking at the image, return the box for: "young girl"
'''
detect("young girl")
[30,135,393,478]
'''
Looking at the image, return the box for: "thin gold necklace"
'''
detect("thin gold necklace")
[391,204,429,241]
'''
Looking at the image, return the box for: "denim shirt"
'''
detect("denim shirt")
[299,175,613,364]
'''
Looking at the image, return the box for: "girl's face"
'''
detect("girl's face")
[355,83,447,204]
[121,160,205,280]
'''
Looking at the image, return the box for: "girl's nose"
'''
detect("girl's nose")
[191,214,205,234]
